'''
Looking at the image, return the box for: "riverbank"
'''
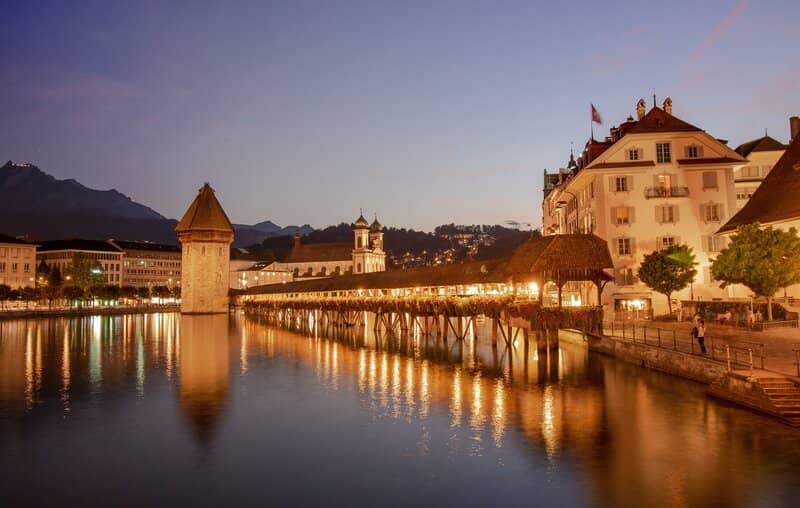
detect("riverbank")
[0,304,180,320]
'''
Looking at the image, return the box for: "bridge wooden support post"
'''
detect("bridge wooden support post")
[442,316,449,342]
[491,319,498,347]
[457,317,463,341]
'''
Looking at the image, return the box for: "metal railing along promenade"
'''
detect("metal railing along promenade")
[603,321,765,370]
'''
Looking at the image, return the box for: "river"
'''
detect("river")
[1,312,799,507]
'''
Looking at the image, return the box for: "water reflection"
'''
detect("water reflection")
[1,313,799,507]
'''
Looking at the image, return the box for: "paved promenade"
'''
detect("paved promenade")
[608,319,800,378]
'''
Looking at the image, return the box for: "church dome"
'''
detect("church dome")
[353,210,369,229]
[370,216,383,232]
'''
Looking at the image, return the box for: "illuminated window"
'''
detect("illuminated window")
[703,203,721,222]
[614,207,631,225]
[658,236,676,249]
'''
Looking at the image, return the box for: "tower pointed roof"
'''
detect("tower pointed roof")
[354,208,369,229]
[370,214,384,232]
[176,183,234,233]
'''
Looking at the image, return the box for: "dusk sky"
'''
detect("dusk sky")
[2,0,798,231]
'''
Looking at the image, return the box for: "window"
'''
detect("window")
[704,235,725,253]
[614,207,631,225]
[0,262,4,272]
[627,148,640,161]
[740,166,759,178]
[703,203,721,222]
[0,248,5,257]
[686,145,703,158]
[658,236,676,249]
[617,238,632,256]
[23,263,29,273]
[11,248,18,258]
[656,204,677,223]
[702,171,718,189]
[12,263,17,273]
[617,268,637,286]
[615,176,629,192]
[736,188,756,201]
[656,142,671,163]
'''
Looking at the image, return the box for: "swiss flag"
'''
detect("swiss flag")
[591,104,603,125]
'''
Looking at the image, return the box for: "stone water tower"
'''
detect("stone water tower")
[176,183,234,314]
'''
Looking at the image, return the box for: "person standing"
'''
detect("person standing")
[696,320,707,354]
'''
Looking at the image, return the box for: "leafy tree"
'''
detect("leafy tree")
[171,286,182,299]
[41,285,61,309]
[152,285,171,301]
[37,259,50,287]
[62,286,84,306]
[104,285,121,302]
[48,265,63,287]
[711,224,800,320]
[19,286,36,308]
[135,286,151,301]
[120,285,137,303]
[637,244,698,315]
[0,284,11,310]
[66,253,104,287]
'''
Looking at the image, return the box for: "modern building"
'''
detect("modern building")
[176,183,234,314]
[0,234,36,288]
[230,261,293,290]
[732,131,788,211]
[543,97,747,317]
[37,239,124,286]
[109,240,181,289]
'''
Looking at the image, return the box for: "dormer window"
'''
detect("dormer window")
[686,145,703,158]
[626,148,641,161]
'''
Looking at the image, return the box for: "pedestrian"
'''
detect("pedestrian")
[696,320,707,354]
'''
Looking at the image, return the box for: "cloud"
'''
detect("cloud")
[687,0,749,66]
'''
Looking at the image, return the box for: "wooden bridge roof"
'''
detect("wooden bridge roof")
[239,234,613,296]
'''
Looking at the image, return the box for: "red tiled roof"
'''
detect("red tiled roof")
[734,135,788,157]
[719,135,800,233]
[176,183,233,233]
[627,107,703,134]
[284,242,353,263]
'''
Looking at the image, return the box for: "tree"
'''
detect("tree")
[41,285,61,309]
[67,253,104,287]
[62,286,84,307]
[135,286,151,302]
[120,286,137,303]
[711,224,800,320]
[171,286,182,299]
[152,286,171,303]
[48,265,63,287]
[19,286,36,308]
[0,284,11,310]
[637,244,698,315]
[37,259,50,287]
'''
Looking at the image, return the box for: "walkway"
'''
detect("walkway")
[607,319,800,378]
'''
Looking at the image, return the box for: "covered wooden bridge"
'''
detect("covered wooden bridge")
[235,234,613,349]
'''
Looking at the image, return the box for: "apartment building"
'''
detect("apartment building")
[37,239,124,286]
[543,98,746,317]
[0,234,36,288]
[109,240,181,288]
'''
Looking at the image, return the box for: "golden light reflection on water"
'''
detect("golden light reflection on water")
[2,313,800,507]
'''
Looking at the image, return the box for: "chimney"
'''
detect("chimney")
[790,116,800,142]
[636,98,646,120]
[294,230,301,249]
[663,97,673,115]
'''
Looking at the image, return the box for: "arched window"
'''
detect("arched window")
[357,262,362,273]
[357,237,363,248]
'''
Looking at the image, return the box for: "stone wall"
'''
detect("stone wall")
[181,241,230,314]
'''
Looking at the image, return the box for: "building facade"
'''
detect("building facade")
[176,183,234,314]
[0,234,36,288]
[543,98,747,317]
[37,239,124,286]
[110,240,181,289]
[270,212,386,280]
[732,133,788,211]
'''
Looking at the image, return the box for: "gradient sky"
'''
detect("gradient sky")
[2,0,798,231]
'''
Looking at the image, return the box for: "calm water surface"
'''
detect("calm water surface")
[1,312,799,507]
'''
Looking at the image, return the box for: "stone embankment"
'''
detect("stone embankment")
[0,304,180,320]
[560,329,800,426]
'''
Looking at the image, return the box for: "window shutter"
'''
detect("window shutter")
[656,236,663,249]
[655,205,661,223]
[684,146,691,158]
[628,206,635,224]
[609,176,616,192]
[699,203,706,221]
[673,205,679,222]
[698,146,705,157]
[611,206,618,224]
[626,176,633,192]
[630,237,636,255]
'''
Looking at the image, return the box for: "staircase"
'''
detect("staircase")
[759,377,800,425]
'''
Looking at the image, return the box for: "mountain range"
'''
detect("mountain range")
[0,161,313,247]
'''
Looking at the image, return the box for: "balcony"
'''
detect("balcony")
[645,186,690,199]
